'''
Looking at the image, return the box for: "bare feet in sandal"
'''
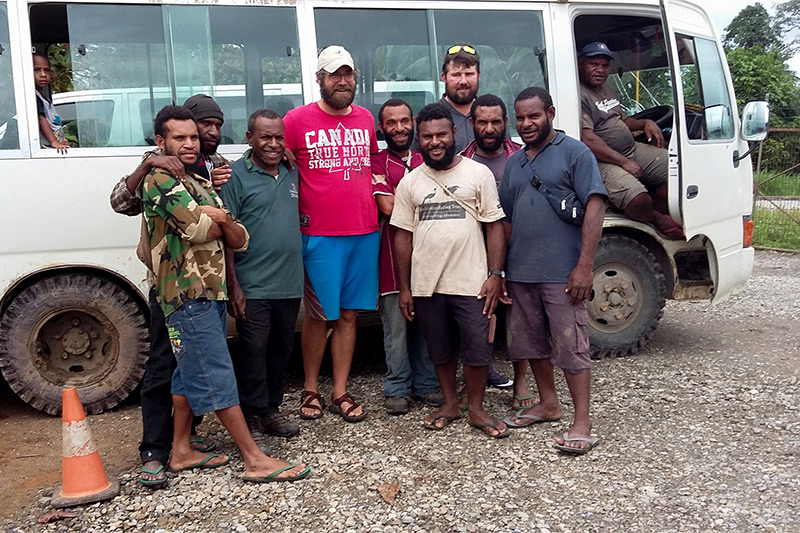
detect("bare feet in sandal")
[328,392,366,422]
[299,390,324,420]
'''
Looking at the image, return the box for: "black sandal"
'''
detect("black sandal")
[299,390,324,420]
[328,392,367,423]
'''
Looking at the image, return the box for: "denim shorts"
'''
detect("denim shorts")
[165,299,240,415]
[302,231,380,321]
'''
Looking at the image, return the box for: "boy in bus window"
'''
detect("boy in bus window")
[33,52,69,153]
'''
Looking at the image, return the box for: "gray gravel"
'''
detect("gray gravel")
[5,250,800,532]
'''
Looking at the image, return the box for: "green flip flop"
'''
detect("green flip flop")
[243,463,311,483]
[168,453,229,473]
[189,435,217,453]
[139,463,167,489]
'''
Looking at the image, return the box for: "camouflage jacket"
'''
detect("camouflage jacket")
[142,167,249,317]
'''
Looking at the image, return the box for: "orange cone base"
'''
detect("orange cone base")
[50,478,120,509]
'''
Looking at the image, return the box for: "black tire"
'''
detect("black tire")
[587,234,666,358]
[0,273,148,415]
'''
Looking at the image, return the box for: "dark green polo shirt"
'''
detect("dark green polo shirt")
[219,149,303,299]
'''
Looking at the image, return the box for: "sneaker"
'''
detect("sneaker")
[487,368,514,389]
[261,412,300,438]
[385,396,410,415]
[413,390,444,408]
[245,414,264,435]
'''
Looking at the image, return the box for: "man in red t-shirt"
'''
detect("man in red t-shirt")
[283,46,379,423]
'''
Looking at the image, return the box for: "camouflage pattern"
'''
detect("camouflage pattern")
[142,168,248,317]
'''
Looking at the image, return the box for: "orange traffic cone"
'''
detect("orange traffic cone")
[50,388,120,508]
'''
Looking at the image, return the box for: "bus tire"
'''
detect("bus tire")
[587,234,666,358]
[0,273,148,415]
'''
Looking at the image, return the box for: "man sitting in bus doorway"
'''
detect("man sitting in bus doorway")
[218,109,303,439]
[578,41,684,239]
[283,45,380,423]
[109,94,232,488]
[142,105,308,483]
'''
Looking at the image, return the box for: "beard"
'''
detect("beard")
[474,128,505,153]
[320,83,356,110]
[421,142,457,170]
[385,128,414,153]
[524,118,553,149]
[446,85,478,106]
[200,138,220,156]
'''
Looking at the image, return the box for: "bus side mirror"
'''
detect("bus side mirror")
[741,101,769,142]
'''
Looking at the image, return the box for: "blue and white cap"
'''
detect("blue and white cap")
[578,42,613,59]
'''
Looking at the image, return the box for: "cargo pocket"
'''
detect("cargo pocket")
[574,306,590,355]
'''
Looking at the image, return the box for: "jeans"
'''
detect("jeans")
[139,287,201,466]
[230,298,301,418]
[379,293,439,398]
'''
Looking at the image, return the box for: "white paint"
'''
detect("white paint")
[62,419,98,458]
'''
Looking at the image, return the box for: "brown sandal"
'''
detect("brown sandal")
[299,390,324,420]
[328,393,367,423]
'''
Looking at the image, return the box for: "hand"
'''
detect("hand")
[565,265,593,305]
[398,288,415,321]
[621,159,644,179]
[498,279,513,306]
[198,205,228,223]
[211,164,232,190]
[228,281,246,321]
[477,275,503,318]
[283,147,296,170]
[53,140,69,154]
[147,155,185,178]
[643,119,665,148]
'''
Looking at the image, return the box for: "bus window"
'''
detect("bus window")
[0,2,18,150]
[314,7,547,134]
[30,3,301,148]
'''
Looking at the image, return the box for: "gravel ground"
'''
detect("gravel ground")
[3,250,799,533]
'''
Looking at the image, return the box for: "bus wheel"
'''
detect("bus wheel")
[0,273,147,415]
[587,234,666,358]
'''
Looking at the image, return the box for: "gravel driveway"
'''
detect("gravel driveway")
[3,250,799,533]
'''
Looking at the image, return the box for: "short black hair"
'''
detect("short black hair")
[442,42,480,74]
[32,51,50,63]
[514,87,553,109]
[247,108,281,132]
[416,102,455,134]
[154,105,197,138]
[471,94,507,120]
[378,98,413,124]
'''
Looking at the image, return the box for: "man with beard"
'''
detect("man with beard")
[283,46,379,423]
[461,94,522,187]
[219,109,302,438]
[391,102,509,439]
[578,42,683,239]
[499,87,606,455]
[141,105,309,483]
[372,99,441,416]
[109,94,231,488]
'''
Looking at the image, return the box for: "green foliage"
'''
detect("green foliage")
[754,170,800,196]
[753,206,800,249]
[725,47,800,125]
[47,44,73,93]
[724,3,785,56]
[776,0,800,55]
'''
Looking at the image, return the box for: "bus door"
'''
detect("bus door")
[661,0,754,303]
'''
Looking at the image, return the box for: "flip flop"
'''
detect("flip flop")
[167,453,229,473]
[511,395,536,409]
[189,435,216,453]
[503,409,561,428]
[657,216,685,240]
[299,390,324,420]
[468,417,510,439]
[553,433,600,455]
[422,413,461,430]
[243,463,311,483]
[328,392,367,423]
[139,463,167,488]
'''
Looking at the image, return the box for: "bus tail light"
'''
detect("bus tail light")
[743,215,754,248]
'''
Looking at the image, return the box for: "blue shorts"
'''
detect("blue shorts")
[302,231,379,321]
[165,299,240,415]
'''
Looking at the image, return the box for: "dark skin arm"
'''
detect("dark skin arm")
[376,195,394,217]
[478,220,507,318]
[126,155,185,194]
[623,116,665,148]
[210,164,233,191]
[580,128,643,179]
[198,205,246,249]
[224,246,246,321]
[394,228,415,321]
[565,195,605,304]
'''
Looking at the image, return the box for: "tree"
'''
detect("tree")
[724,3,785,57]
[726,46,800,125]
[776,0,800,54]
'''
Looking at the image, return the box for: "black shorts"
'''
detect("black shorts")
[413,294,492,366]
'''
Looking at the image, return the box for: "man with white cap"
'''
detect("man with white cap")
[283,45,379,423]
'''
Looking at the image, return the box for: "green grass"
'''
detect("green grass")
[754,171,800,196]
[753,206,800,250]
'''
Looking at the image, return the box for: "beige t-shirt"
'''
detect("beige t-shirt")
[390,157,505,297]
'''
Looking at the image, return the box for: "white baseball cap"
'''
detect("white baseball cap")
[317,45,355,73]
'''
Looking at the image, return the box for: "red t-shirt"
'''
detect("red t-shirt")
[284,103,379,236]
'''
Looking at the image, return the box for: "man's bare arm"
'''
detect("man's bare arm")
[376,195,395,216]
[394,228,415,321]
[565,195,605,304]
[580,128,643,179]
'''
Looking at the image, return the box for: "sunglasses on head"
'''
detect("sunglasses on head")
[447,45,476,55]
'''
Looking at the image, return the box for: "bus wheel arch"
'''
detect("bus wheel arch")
[588,233,666,358]
[0,271,148,415]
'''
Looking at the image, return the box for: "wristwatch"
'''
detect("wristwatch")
[488,269,505,279]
